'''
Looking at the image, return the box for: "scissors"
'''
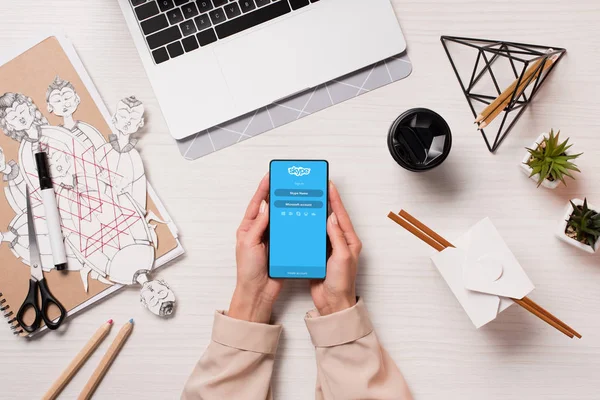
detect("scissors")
[16,187,67,333]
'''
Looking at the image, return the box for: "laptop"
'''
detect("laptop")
[118,0,407,140]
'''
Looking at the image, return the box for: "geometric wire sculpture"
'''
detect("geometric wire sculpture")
[441,36,566,152]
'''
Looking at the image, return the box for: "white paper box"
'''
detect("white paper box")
[431,218,535,328]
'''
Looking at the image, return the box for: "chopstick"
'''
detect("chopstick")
[511,298,573,338]
[387,212,445,252]
[387,210,581,339]
[521,297,581,339]
[399,210,454,249]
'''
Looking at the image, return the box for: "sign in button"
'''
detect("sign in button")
[274,189,324,197]
[274,200,324,209]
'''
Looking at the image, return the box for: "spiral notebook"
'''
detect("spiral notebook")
[0,36,184,337]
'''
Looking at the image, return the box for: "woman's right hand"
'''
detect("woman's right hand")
[310,182,362,316]
[229,174,283,324]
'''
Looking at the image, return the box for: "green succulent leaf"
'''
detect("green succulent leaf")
[563,162,581,172]
[525,130,582,188]
[588,237,596,248]
[567,198,600,249]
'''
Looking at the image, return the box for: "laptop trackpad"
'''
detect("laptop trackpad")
[214,11,318,109]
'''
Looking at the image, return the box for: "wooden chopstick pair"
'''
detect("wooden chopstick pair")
[388,210,581,339]
[475,55,556,129]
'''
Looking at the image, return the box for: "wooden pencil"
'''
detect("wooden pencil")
[476,54,558,129]
[474,57,546,124]
[478,56,555,129]
[77,319,134,400]
[42,320,113,400]
[388,211,581,338]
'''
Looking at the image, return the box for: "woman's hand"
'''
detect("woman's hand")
[228,174,283,324]
[310,182,362,316]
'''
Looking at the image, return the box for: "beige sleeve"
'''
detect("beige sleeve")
[305,298,413,400]
[181,311,282,400]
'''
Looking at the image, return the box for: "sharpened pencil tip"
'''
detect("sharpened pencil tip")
[107,319,113,325]
[129,318,134,324]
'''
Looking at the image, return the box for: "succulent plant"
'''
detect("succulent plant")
[566,198,600,249]
[526,129,582,187]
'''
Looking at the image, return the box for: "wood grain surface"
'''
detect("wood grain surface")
[0,1,598,399]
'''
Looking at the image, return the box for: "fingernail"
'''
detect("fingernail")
[259,200,266,214]
[330,212,338,225]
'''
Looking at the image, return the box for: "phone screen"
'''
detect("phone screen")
[269,160,328,279]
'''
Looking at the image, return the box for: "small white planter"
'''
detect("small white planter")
[556,198,600,254]
[520,133,565,189]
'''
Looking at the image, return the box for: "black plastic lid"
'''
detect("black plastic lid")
[387,108,452,172]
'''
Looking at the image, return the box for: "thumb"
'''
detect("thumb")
[327,213,349,253]
[247,200,269,242]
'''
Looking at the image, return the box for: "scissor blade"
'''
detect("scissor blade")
[26,187,43,281]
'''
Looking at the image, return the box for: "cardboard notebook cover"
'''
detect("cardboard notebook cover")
[0,36,183,337]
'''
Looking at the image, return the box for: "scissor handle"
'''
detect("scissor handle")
[38,278,67,330]
[16,279,42,333]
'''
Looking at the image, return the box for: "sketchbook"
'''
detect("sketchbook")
[0,36,184,337]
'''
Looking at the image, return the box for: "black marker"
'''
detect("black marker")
[35,151,67,271]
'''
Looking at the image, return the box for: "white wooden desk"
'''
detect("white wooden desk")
[0,1,599,399]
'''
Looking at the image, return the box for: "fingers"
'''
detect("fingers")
[327,212,350,254]
[247,199,269,242]
[244,173,270,221]
[328,182,361,253]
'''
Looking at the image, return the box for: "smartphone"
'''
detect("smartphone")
[268,160,329,279]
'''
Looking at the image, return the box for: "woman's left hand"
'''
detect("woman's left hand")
[228,174,283,324]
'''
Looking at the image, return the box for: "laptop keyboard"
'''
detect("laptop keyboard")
[131,0,320,65]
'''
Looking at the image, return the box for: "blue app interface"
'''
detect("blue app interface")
[269,160,328,279]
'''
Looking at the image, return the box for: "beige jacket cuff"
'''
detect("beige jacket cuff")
[212,311,283,355]
[304,298,374,347]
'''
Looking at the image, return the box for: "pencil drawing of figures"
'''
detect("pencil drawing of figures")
[46,76,106,150]
[90,96,176,316]
[96,96,147,211]
[46,76,81,130]
[0,93,98,274]
[0,93,48,213]
[60,173,176,316]
[139,277,176,317]
[0,213,55,268]
[0,94,65,269]
[95,96,164,247]
[0,90,176,317]
[0,92,47,142]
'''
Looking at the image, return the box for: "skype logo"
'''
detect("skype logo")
[288,166,311,177]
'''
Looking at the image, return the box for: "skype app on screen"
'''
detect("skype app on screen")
[269,160,328,279]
